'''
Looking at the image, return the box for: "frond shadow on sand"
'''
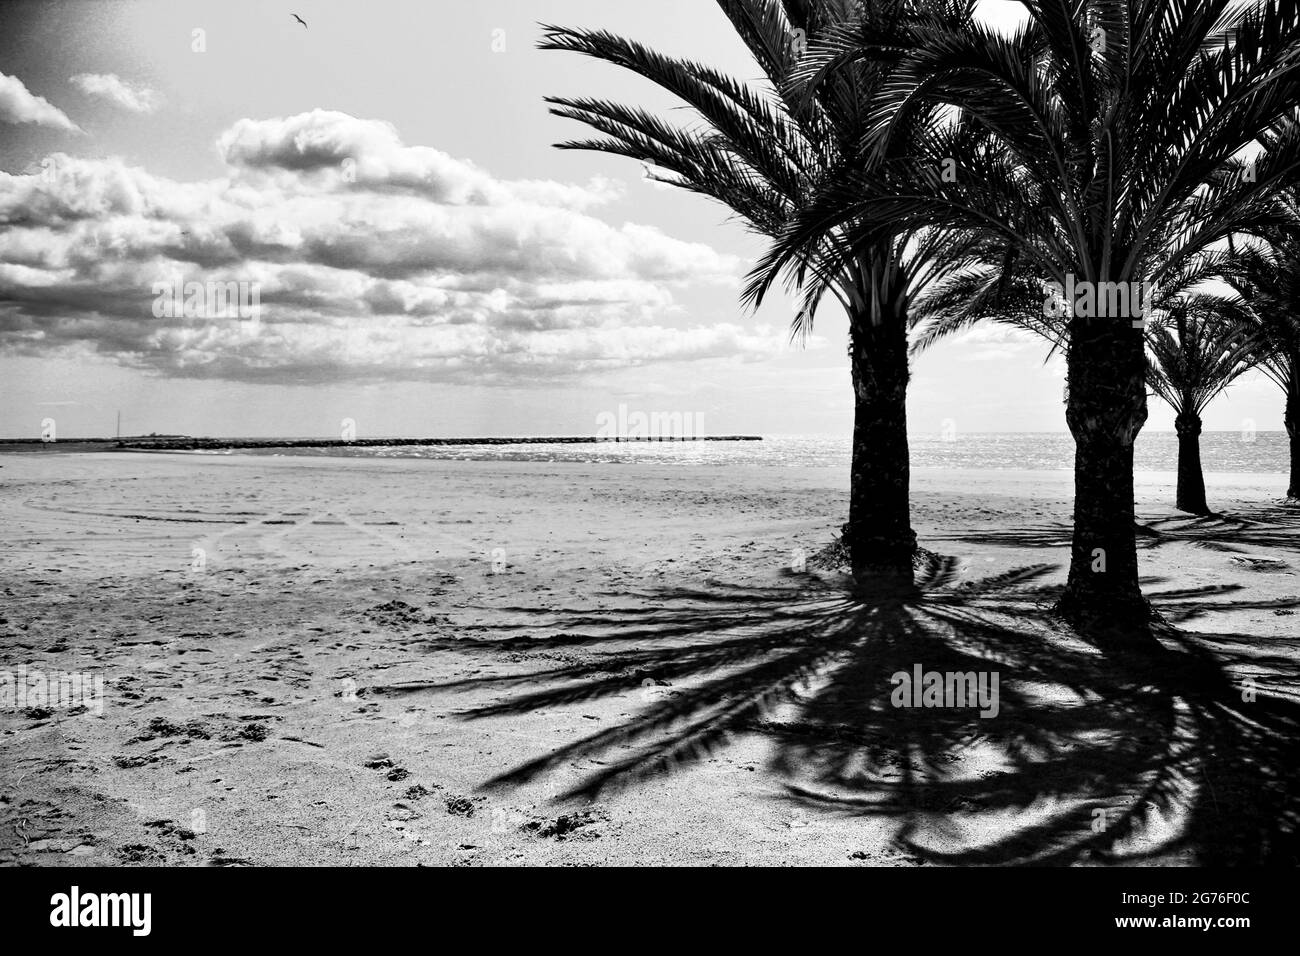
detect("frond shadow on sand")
[413,538,1300,866]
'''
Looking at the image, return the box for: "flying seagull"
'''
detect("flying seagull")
[292,13,307,28]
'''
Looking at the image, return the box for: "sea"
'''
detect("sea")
[234,431,1292,473]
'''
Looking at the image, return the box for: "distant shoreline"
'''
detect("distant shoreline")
[1,431,1287,446]
[0,432,1290,475]
[0,435,764,451]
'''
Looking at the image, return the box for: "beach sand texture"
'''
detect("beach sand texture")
[2,451,1297,866]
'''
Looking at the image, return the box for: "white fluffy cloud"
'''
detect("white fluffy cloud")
[0,110,780,383]
[69,73,162,113]
[0,71,80,132]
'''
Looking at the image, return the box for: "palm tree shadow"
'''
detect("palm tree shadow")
[1141,504,1300,557]
[424,555,1300,866]
[937,502,1300,560]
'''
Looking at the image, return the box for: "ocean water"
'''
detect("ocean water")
[240,431,1292,473]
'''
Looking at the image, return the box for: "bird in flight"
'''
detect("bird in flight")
[292,13,307,28]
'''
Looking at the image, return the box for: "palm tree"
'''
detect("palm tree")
[1146,296,1259,515]
[749,0,1300,635]
[1223,224,1300,500]
[908,269,1256,517]
[538,0,979,590]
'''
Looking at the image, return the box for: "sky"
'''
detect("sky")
[0,0,1286,439]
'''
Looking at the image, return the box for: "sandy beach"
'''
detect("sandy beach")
[2,450,1297,866]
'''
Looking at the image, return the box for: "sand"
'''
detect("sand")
[1,450,1297,866]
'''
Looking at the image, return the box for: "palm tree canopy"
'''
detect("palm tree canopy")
[538,0,980,336]
[1222,186,1300,390]
[1145,294,1260,414]
[748,0,1300,317]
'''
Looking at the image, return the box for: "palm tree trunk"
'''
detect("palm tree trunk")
[844,302,915,593]
[1057,316,1152,636]
[1175,409,1210,515]
[1286,372,1300,500]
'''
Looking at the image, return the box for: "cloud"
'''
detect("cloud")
[0,111,777,384]
[0,71,80,132]
[942,322,1053,362]
[216,110,621,209]
[69,73,162,114]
